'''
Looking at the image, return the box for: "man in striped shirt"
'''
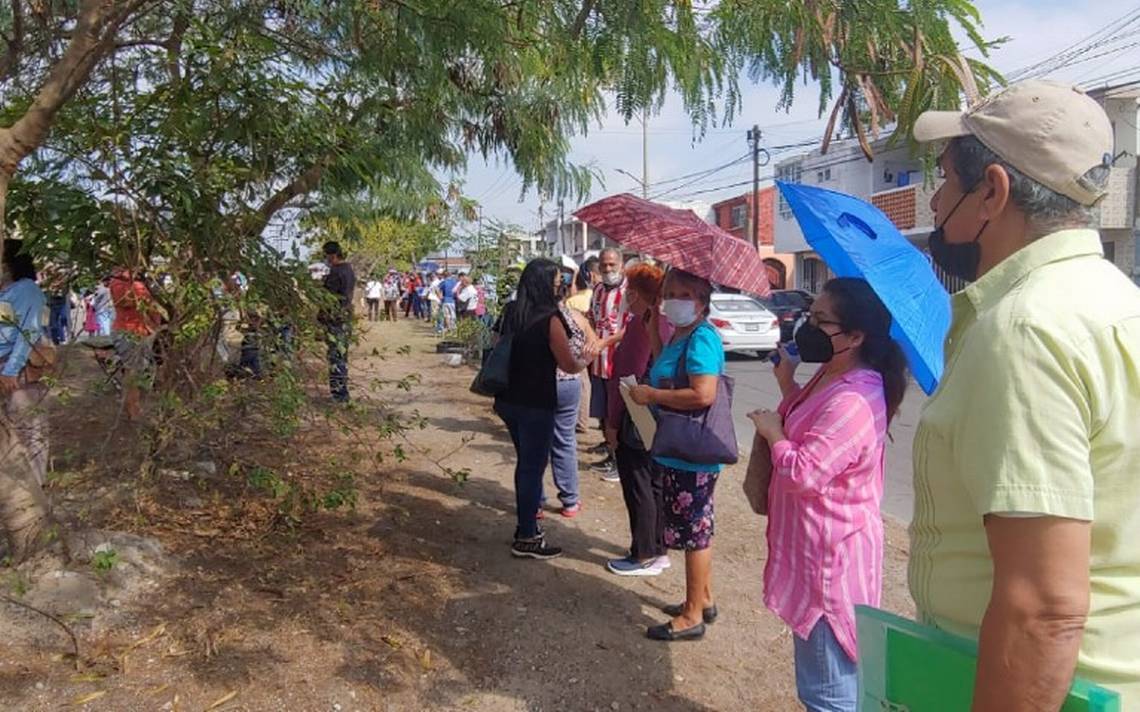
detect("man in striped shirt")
[588,247,627,480]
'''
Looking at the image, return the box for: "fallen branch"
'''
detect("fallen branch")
[0,592,81,669]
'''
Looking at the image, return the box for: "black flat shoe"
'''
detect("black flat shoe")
[647,621,706,641]
[661,603,718,624]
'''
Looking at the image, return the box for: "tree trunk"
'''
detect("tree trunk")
[0,382,53,563]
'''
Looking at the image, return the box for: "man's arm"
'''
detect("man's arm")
[973,515,1091,712]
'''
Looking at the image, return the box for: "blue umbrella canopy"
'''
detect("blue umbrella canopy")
[776,181,951,395]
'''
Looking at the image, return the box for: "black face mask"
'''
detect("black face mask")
[928,189,989,283]
[794,321,851,364]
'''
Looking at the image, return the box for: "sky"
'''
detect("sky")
[459,0,1140,235]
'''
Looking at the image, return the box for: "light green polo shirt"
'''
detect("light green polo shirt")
[909,229,1140,704]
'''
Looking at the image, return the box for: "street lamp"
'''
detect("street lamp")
[615,168,648,198]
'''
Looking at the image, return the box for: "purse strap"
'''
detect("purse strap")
[670,322,710,389]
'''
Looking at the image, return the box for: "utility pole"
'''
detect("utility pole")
[747,124,762,250]
[476,205,483,255]
[557,199,565,255]
[641,109,649,198]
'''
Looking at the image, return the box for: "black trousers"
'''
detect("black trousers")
[615,443,666,560]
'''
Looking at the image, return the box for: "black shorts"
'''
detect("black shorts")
[588,375,608,420]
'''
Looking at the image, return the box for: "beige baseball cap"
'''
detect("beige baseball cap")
[913,79,1114,206]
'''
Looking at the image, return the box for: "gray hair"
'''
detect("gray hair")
[600,247,623,262]
[949,136,1110,238]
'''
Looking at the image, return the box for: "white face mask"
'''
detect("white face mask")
[661,298,700,327]
[601,271,622,287]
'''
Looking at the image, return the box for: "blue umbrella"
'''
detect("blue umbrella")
[416,260,440,274]
[776,181,951,395]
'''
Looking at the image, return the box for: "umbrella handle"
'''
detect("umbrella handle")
[838,212,878,241]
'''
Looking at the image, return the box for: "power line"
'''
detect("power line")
[643,151,750,188]
[649,153,752,200]
[1010,4,1140,79]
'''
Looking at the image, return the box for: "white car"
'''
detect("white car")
[708,293,781,357]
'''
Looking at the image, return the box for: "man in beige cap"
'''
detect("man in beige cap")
[910,79,1140,710]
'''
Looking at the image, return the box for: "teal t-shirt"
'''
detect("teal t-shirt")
[648,321,725,473]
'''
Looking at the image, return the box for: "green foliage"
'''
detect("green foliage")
[454,318,492,360]
[4,571,29,597]
[91,549,119,574]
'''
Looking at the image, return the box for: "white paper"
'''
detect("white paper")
[619,375,657,446]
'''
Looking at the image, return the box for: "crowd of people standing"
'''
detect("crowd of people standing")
[302,79,1140,710]
[476,79,1140,712]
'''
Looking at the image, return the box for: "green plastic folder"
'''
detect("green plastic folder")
[856,606,1121,711]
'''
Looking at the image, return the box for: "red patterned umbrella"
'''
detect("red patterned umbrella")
[574,193,772,298]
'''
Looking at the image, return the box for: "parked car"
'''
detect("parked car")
[761,289,815,342]
[708,292,781,358]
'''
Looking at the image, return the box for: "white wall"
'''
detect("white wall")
[1105,96,1140,158]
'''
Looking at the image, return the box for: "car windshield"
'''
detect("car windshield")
[712,296,768,314]
[772,292,808,308]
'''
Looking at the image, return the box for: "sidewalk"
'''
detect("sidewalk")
[361,318,917,710]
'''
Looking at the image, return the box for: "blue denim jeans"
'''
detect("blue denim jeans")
[49,301,69,344]
[794,618,858,712]
[494,400,555,539]
[545,378,581,507]
[325,322,350,402]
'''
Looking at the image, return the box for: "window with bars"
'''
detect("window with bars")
[730,204,747,229]
[777,163,803,218]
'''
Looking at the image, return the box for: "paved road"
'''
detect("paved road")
[725,354,924,524]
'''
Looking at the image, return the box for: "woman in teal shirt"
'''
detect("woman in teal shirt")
[630,269,725,642]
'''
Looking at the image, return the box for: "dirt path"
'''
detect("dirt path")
[0,318,915,711]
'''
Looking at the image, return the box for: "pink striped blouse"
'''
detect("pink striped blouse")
[763,367,888,662]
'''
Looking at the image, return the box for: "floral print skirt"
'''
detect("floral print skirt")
[659,464,718,551]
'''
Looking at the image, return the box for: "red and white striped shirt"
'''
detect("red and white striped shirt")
[763,367,888,662]
[590,281,625,379]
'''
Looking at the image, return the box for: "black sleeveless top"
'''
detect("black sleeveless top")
[495,302,570,410]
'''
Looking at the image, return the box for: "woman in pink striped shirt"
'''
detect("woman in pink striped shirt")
[748,278,907,712]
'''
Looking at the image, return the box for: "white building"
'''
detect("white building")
[773,134,931,293]
[505,229,545,259]
[775,87,1140,292]
[537,216,611,259]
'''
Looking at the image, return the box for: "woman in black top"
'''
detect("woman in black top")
[495,259,598,559]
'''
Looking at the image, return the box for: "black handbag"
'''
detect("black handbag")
[469,332,513,397]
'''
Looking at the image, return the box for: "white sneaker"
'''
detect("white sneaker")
[650,555,671,571]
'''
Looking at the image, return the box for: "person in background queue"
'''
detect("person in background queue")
[494,259,598,559]
[0,243,50,502]
[320,241,356,403]
[457,274,478,322]
[629,269,725,641]
[440,270,459,332]
[749,278,907,712]
[381,270,401,322]
[404,272,421,319]
[93,276,114,336]
[566,259,596,434]
[543,273,600,519]
[605,262,674,577]
[426,271,442,327]
[909,79,1140,709]
[109,266,160,421]
[588,247,626,481]
[364,275,382,322]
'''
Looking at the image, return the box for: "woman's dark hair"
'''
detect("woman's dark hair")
[2,243,37,282]
[509,258,560,333]
[823,277,907,425]
[576,256,599,291]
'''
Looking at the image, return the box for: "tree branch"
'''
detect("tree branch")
[569,0,596,40]
[0,0,24,81]
[0,0,153,176]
